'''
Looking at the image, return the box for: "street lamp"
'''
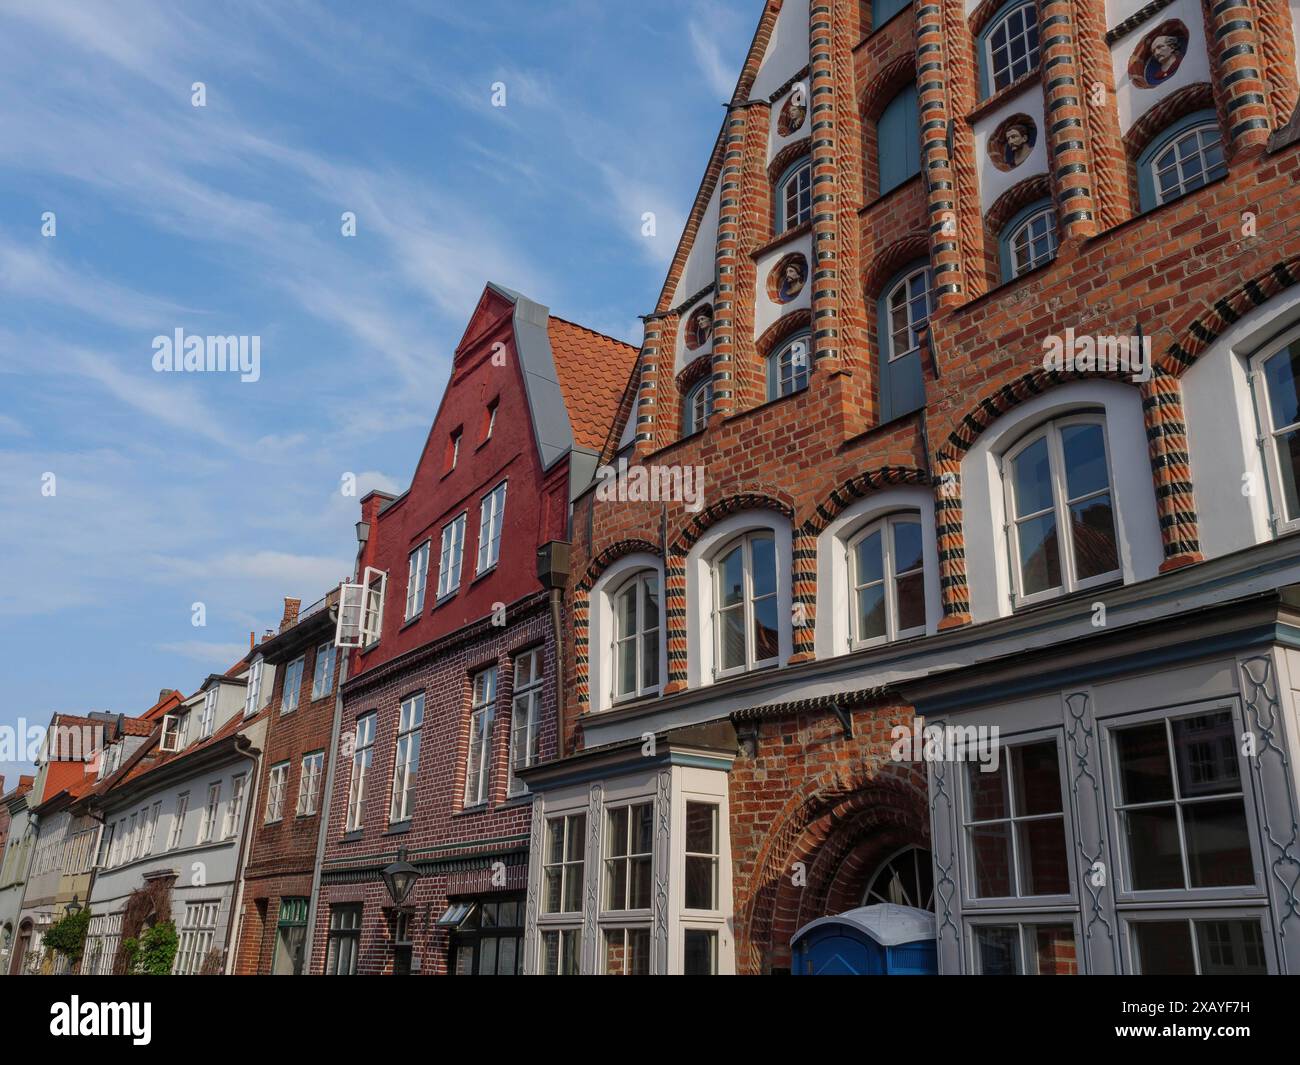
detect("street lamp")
[64,895,82,917]
[382,847,420,906]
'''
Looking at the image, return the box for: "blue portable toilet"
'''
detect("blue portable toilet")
[790,903,937,975]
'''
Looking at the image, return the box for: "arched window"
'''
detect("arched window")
[767,332,811,401]
[876,83,920,195]
[683,377,714,436]
[980,0,1039,98]
[1003,415,1120,605]
[776,158,812,232]
[862,845,934,909]
[1000,199,1058,281]
[1137,110,1227,212]
[876,262,931,422]
[849,512,926,647]
[1250,323,1300,535]
[612,571,661,702]
[713,532,779,676]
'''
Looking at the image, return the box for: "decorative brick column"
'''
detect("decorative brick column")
[648,311,682,451]
[933,456,971,629]
[663,550,690,694]
[790,524,819,662]
[1254,0,1300,125]
[1142,369,1202,569]
[711,106,748,421]
[1039,0,1099,239]
[1206,0,1273,156]
[734,103,771,407]
[1076,0,1130,228]
[917,1,964,307]
[632,330,657,452]
[808,1,843,368]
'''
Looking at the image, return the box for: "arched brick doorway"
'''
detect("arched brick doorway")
[740,767,930,974]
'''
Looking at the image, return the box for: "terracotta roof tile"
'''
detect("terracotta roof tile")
[546,317,639,453]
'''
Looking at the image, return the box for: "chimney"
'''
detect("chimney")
[280,597,302,633]
[249,630,256,651]
[159,688,172,704]
[0,775,5,796]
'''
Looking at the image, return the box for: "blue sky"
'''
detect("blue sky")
[0,0,757,783]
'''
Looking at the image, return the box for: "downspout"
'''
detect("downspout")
[224,734,262,975]
[303,608,347,974]
[549,589,566,755]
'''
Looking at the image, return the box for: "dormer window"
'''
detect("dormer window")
[776,158,812,232]
[160,714,183,753]
[244,657,265,715]
[199,688,218,739]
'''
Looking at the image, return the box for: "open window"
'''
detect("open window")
[335,566,387,648]
[159,714,183,753]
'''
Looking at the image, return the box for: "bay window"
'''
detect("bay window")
[604,803,653,910]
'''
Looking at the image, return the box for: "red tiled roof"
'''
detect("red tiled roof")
[546,317,639,453]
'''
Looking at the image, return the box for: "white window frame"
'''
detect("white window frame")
[168,793,189,850]
[265,762,289,823]
[438,513,467,599]
[244,657,264,717]
[711,531,780,679]
[405,540,430,619]
[335,567,386,648]
[476,482,508,575]
[779,159,812,231]
[346,713,376,831]
[198,782,221,844]
[1151,122,1226,207]
[1249,322,1300,536]
[509,649,544,795]
[311,641,336,700]
[847,512,927,649]
[173,901,219,976]
[684,377,714,436]
[1008,206,1058,278]
[767,334,810,401]
[223,774,246,839]
[683,801,721,912]
[198,688,218,739]
[389,692,424,823]
[464,667,497,807]
[885,266,932,362]
[297,750,325,816]
[611,571,661,703]
[159,714,183,753]
[542,812,586,916]
[1001,413,1121,606]
[281,655,305,715]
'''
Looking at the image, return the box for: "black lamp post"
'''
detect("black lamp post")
[382,847,420,907]
[64,895,82,917]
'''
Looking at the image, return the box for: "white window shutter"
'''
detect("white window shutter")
[336,581,366,647]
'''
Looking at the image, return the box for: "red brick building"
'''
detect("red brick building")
[311,284,636,975]
[232,593,342,974]
[519,0,1300,975]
